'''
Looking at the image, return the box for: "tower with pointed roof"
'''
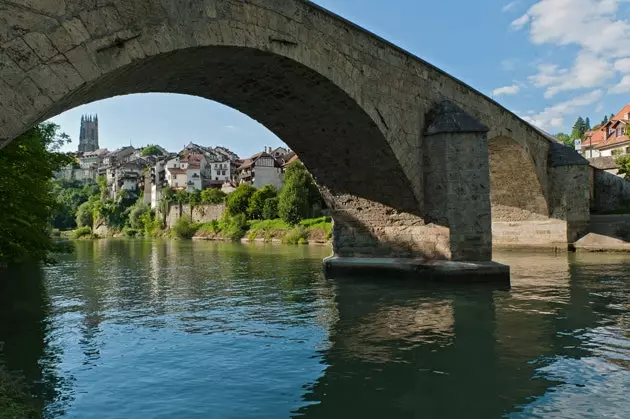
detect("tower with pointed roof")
[78,114,99,153]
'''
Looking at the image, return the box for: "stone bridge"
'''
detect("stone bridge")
[0,0,590,279]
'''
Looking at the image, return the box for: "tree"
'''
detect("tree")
[278,161,320,225]
[141,145,164,157]
[226,184,256,216]
[0,123,73,265]
[571,116,586,140]
[555,133,572,146]
[129,203,150,230]
[189,189,202,216]
[585,117,591,131]
[262,197,279,220]
[616,155,630,180]
[201,188,226,204]
[76,199,95,228]
[602,115,609,125]
[247,185,277,220]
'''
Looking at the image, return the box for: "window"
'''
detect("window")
[618,127,623,137]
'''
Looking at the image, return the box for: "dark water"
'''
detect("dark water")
[1,240,630,418]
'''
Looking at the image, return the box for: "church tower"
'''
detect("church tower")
[78,114,99,153]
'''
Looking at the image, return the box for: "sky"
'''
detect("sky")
[50,0,630,156]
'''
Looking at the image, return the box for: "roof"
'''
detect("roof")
[584,128,606,148]
[168,168,186,175]
[237,151,283,170]
[549,142,589,167]
[283,154,299,166]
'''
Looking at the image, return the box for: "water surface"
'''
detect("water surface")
[1,240,629,418]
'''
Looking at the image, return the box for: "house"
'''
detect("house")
[78,148,108,169]
[237,151,284,189]
[183,153,206,191]
[582,104,630,158]
[107,158,147,197]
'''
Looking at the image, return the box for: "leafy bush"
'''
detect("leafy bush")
[123,227,139,237]
[76,199,95,228]
[72,226,93,239]
[201,188,226,204]
[0,365,38,418]
[226,184,256,216]
[282,226,309,245]
[262,197,279,220]
[223,213,248,241]
[278,161,321,225]
[129,203,150,230]
[172,215,197,239]
[247,185,277,220]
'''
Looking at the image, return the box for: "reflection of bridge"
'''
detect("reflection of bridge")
[0,0,597,278]
[297,252,624,418]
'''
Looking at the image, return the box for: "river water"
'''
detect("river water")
[1,240,629,418]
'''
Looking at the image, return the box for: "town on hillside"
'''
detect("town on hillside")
[56,114,298,209]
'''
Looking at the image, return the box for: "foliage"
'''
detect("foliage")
[282,226,309,245]
[602,115,609,125]
[201,188,226,204]
[123,227,139,237]
[76,198,96,228]
[615,155,630,180]
[189,190,202,208]
[128,203,150,230]
[278,161,321,225]
[0,123,73,265]
[72,226,93,239]
[223,213,248,241]
[262,197,279,220]
[226,184,256,216]
[554,132,572,146]
[141,144,164,157]
[171,215,197,239]
[51,180,99,230]
[248,185,277,220]
[585,117,591,131]
[571,116,587,140]
[174,189,189,206]
[0,365,38,419]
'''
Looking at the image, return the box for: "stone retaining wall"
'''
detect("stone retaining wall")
[492,220,568,250]
[166,203,225,229]
[591,168,630,214]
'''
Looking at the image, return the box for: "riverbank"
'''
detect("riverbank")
[62,216,333,246]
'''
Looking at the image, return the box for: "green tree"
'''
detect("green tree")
[602,115,609,125]
[248,185,277,220]
[571,116,586,140]
[0,123,73,265]
[262,197,279,220]
[141,144,164,157]
[278,161,321,225]
[129,203,150,230]
[189,189,202,216]
[201,188,226,204]
[555,132,572,146]
[616,155,630,180]
[226,184,256,216]
[585,117,591,131]
[76,199,96,228]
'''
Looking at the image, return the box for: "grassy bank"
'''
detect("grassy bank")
[194,216,332,244]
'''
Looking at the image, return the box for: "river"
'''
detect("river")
[0,239,629,418]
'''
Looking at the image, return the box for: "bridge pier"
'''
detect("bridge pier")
[323,101,509,284]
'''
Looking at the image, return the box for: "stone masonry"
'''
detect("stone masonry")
[0,0,591,259]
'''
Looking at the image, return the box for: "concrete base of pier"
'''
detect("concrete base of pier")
[323,256,510,285]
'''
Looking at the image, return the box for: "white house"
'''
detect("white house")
[184,154,206,191]
[238,151,284,189]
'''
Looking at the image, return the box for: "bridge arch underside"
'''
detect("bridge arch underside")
[489,136,566,249]
[3,44,444,257]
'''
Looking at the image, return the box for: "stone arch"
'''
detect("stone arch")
[0,0,425,217]
[488,135,549,221]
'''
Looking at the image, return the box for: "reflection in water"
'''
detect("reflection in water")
[1,242,630,418]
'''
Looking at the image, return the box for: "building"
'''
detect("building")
[78,114,99,153]
[582,104,630,159]
[237,151,284,189]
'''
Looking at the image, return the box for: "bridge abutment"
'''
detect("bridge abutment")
[324,101,508,283]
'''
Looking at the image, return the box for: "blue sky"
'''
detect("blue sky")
[50,0,630,156]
